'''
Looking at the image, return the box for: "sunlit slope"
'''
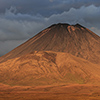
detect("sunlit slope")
[0,51,100,86]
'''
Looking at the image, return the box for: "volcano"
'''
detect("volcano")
[1,23,100,64]
[0,23,100,86]
[0,23,100,99]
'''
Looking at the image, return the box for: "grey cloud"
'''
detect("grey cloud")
[0,5,100,39]
[0,7,45,41]
[0,0,100,17]
[0,39,26,56]
[0,19,45,41]
[46,5,100,30]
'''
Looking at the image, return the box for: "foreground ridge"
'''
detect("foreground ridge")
[0,51,100,86]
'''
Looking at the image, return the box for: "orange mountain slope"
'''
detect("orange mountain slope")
[0,51,100,86]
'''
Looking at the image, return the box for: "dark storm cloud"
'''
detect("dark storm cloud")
[0,0,100,16]
[47,5,100,28]
[0,0,56,16]
[0,39,26,56]
[0,7,45,41]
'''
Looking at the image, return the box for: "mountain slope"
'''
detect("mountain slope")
[0,23,100,86]
[0,51,100,86]
[0,23,100,64]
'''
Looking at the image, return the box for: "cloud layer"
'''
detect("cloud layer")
[0,4,100,56]
[0,0,100,16]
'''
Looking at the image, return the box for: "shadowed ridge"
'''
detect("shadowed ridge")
[48,23,70,28]
[75,23,86,29]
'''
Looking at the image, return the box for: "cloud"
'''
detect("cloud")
[49,0,54,2]
[0,5,100,56]
[0,0,100,16]
[46,5,100,29]
[0,40,26,56]
[90,27,100,36]
[0,7,45,41]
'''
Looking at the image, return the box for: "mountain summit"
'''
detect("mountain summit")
[1,23,100,63]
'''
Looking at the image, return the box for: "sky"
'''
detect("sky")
[0,0,100,56]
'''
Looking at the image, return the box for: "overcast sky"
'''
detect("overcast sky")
[0,0,100,56]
